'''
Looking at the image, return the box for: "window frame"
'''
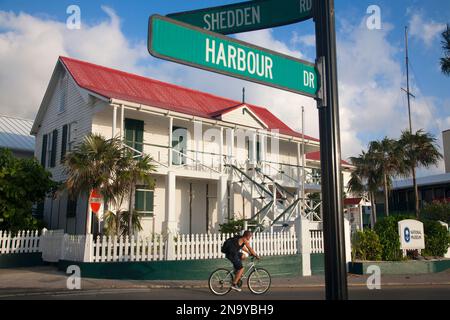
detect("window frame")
[134,186,155,217]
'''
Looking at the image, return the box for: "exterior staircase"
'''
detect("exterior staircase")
[225,160,321,232]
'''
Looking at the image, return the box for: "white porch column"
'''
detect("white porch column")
[217,175,228,225]
[163,171,177,235]
[251,131,257,164]
[259,132,266,163]
[120,104,125,141]
[85,198,92,235]
[295,216,312,276]
[344,217,352,268]
[168,117,173,167]
[112,105,117,138]
[219,127,224,172]
[226,128,235,163]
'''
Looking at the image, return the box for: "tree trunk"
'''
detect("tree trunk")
[412,166,420,219]
[116,211,121,237]
[371,192,377,228]
[383,174,389,217]
[128,185,135,236]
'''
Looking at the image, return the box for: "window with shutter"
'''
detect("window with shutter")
[61,125,68,163]
[124,119,144,154]
[67,197,77,218]
[41,134,48,167]
[135,186,154,217]
[50,129,58,168]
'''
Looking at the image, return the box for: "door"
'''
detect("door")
[124,119,144,154]
[172,126,187,165]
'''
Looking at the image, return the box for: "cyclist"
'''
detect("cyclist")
[224,230,260,292]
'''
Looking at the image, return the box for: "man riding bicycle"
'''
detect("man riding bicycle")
[224,230,260,292]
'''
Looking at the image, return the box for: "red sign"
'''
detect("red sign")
[89,189,103,214]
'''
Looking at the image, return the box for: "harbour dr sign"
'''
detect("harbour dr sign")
[398,219,425,251]
[148,15,318,97]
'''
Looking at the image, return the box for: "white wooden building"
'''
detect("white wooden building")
[31,56,353,236]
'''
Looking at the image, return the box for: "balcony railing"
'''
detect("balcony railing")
[127,140,322,184]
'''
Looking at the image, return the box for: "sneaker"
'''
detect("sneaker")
[230,284,242,292]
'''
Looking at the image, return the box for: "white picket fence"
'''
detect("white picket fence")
[173,232,297,261]
[0,226,332,275]
[310,230,324,254]
[0,230,40,254]
[91,234,165,262]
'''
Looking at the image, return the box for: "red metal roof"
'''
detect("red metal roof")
[306,151,351,166]
[59,56,319,142]
[344,198,363,206]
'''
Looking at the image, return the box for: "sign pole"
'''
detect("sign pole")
[314,0,348,300]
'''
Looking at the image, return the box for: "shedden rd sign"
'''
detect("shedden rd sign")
[148,15,318,97]
[167,0,313,35]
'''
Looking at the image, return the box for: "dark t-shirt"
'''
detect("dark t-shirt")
[229,236,245,255]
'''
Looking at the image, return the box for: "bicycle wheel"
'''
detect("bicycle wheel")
[209,268,233,296]
[247,268,271,295]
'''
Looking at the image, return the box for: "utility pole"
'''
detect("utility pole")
[403,26,415,133]
[314,0,348,300]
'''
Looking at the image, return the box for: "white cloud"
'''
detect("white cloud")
[291,32,316,47]
[0,7,146,119]
[235,29,306,59]
[408,12,446,47]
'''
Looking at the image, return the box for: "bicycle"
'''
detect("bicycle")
[208,256,271,296]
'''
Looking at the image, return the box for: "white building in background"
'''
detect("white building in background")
[0,114,35,158]
[443,129,450,174]
[31,56,353,236]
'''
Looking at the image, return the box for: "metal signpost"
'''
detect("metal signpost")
[148,15,318,97]
[148,0,348,300]
[167,0,313,35]
[314,0,348,300]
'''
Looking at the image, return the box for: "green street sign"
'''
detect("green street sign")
[167,0,313,35]
[148,15,319,97]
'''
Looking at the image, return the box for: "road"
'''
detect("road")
[1,284,449,300]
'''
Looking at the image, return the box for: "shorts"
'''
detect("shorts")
[226,252,243,271]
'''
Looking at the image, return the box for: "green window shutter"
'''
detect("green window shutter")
[61,125,68,163]
[41,134,48,166]
[135,190,145,212]
[146,190,154,213]
[135,188,154,216]
[50,129,58,168]
[125,119,144,153]
[67,197,77,218]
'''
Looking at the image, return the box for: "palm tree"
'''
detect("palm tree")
[368,138,405,216]
[122,152,156,236]
[399,130,442,218]
[64,134,125,232]
[441,24,450,76]
[64,134,156,235]
[103,209,144,236]
[348,151,382,228]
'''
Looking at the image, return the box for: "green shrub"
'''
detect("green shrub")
[219,217,263,234]
[422,220,450,257]
[352,229,382,261]
[421,201,450,224]
[374,215,412,261]
[219,218,245,234]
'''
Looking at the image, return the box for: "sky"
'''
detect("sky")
[0,0,449,177]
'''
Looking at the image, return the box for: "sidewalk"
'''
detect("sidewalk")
[0,266,449,292]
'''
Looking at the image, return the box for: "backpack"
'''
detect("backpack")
[221,236,238,254]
